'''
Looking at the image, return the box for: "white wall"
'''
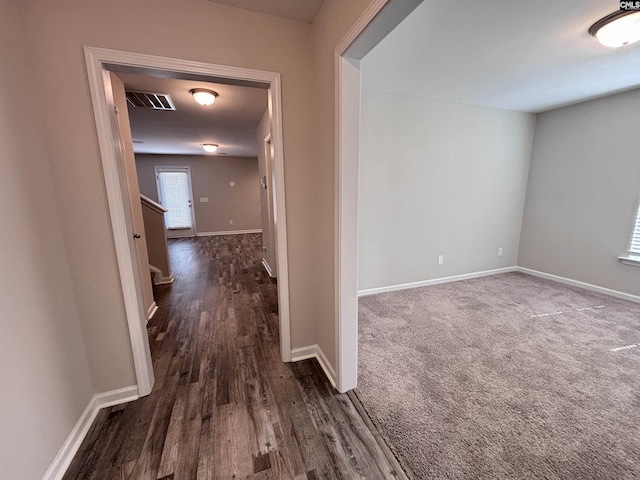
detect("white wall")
[358,89,536,290]
[0,2,93,478]
[310,0,374,370]
[136,154,261,235]
[519,88,640,296]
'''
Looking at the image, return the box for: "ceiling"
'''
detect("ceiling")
[209,0,324,23]
[361,0,640,113]
[118,1,640,156]
[118,73,268,157]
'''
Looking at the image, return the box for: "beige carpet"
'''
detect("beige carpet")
[357,272,640,479]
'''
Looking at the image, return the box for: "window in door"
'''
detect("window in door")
[630,201,640,256]
[155,167,195,236]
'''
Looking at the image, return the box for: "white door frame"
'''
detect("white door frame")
[155,166,197,238]
[84,47,292,396]
[334,0,423,392]
[262,134,278,277]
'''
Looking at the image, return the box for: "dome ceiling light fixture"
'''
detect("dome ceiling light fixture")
[589,10,640,48]
[202,144,219,153]
[190,88,218,106]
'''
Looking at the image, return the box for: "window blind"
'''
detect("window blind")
[631,204,640,255]
[158,171,192,229]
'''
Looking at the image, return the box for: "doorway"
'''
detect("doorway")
[85,47,292,396]
[335,0,423,392]
[155,166,197,238]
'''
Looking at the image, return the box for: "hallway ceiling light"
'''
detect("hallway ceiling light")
[190,88,218,106]
[589,10,640,48]
[202,144,218,153]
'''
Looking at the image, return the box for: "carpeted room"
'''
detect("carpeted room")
[357,273,640,478]
[355,1,640,478]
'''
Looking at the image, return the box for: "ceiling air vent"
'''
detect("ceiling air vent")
[125,91,176,110]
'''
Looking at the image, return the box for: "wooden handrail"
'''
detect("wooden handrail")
[140,194,167,214]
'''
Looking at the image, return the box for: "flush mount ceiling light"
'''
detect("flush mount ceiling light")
[202,144,219,153]
[190,88,218,106]
[589,10,640,48]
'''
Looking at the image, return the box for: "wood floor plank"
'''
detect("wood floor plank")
[213,403,253,480]
[126,355,183,480]
[242,344,278,456]
[62,234,404,480]
[156,382,188,478]
[174,381,203,480]
[195,349,217,480]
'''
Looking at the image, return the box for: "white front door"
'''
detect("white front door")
[155,166,196,237]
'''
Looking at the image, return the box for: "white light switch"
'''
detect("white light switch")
[200,197,209,203]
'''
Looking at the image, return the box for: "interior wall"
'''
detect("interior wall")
[310,0,375,368]
[0,2,94,478]
[256,110,278,274]
[20,0,320,394]
[519,88,640,296]
[358,89,536,290]
[136,154,261,234]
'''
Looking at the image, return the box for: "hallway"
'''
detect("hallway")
[63,234,400,479]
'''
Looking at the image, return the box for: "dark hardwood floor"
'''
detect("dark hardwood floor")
[64,234,402,480]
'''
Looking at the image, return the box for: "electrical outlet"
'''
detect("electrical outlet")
[229,220,233,225]
[438,255,444,265]
[498,247,503,257]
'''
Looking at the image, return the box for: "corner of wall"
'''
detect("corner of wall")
[291,344,337,389]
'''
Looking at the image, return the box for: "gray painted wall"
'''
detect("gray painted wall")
[136,154,261,235]
[311,0,376,368]
[519,88,640,296]
[358,89,536,290]
[0,3,93,477]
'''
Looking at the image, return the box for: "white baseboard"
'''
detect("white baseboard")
[516,267,640,304]
[149,265,174,286]
[358,267,518,297]
[196,229,262,237]
[291,344,337,389]
[154,275,174,285]
[42,385,139,480]
[147,302,158,321]
[262,258,276,278]
[291,345,316,361]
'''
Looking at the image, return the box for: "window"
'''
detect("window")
[631,202,640,255]
[620,198,640,266]
[156,169,193,230]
